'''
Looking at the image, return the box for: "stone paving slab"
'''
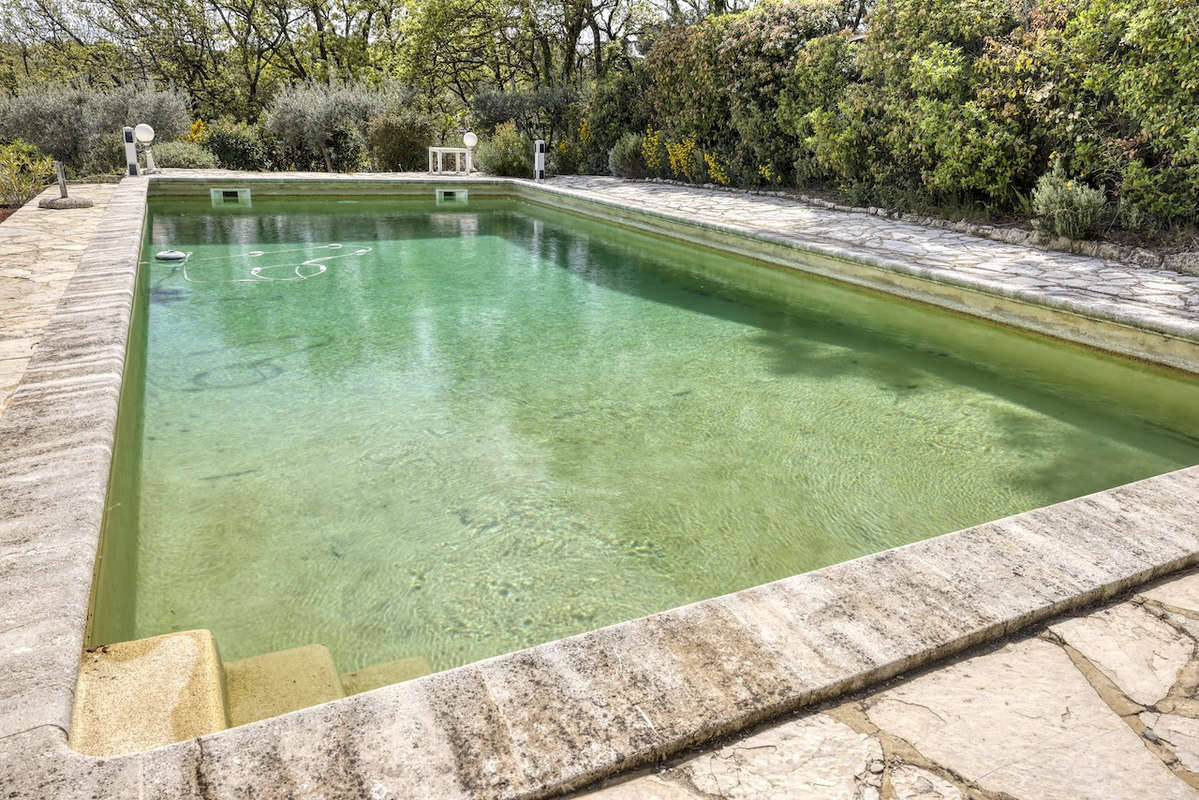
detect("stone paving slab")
[0,184,116,415]
[2,172,1199,799]
[1050,602,1192,706]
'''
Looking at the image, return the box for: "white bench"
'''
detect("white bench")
[428,147,473,174]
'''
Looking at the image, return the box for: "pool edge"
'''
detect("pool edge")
[2,172,1198,799]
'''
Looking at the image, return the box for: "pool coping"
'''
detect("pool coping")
[1,172,1198,798]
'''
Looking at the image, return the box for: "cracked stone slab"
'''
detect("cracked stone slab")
[865,637,1194,800]
[889,764,962,800]
[1050,601,1193,706]
[1142,712,1199,773]
[579,713,883,799]
[1142,572,1199,616]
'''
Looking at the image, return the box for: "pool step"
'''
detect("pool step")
[70,631,433,754]
[341,656,432,695]
[224,644,345,727]
[70,630,228,756]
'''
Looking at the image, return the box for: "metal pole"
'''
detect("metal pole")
[54,162,68,198]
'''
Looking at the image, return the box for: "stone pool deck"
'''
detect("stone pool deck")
[0,183,116,414]
[576,570,1199,800]
[2,172,1199,799]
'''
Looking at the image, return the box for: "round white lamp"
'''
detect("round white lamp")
[134,123,159,174]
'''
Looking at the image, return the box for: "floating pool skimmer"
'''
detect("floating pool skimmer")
[155,250,188,261]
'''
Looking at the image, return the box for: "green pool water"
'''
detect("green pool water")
[93,194,1199,673]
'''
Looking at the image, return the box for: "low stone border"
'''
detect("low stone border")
[2,172,1198,799]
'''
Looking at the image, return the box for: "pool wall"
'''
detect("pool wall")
[151,174,1199,372]
[2,172,1198,799]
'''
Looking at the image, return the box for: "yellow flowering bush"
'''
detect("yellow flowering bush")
[665,137,697,179]
[641,127,665,176]
[704,153,730,185]
[182,119,207,143]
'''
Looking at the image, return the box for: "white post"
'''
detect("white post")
[465,148,473,174]
[533,140,546,181]
[428,149,434,174]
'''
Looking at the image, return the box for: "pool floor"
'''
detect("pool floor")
[92,196,1199,672]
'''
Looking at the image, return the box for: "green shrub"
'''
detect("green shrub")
[552,116,608,176]
[585,69,652,168]
[0,83,189,173]
[81,131,129,177]
[367,111,434,171]
[1032,163,1108,239]
[608,132,647,179]
[201,120,274,171]
[552,137,582,176]
[1007,0,1199,230]
[94,83,190,142]
[0,140,54,207]
[152,140,218,169]
[778,33,856,184]
[473,86,585,173]
[266,80,406,172]
[0,86,97,171]
[324,120,368,173]
[475,120,531,177]
[643,0,845,185]
[801,0,1027,208]
[471,86,576,142]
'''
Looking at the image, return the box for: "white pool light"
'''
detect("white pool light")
[135,124,160,174]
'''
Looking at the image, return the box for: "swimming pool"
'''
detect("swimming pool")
[90,194,1199,674]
